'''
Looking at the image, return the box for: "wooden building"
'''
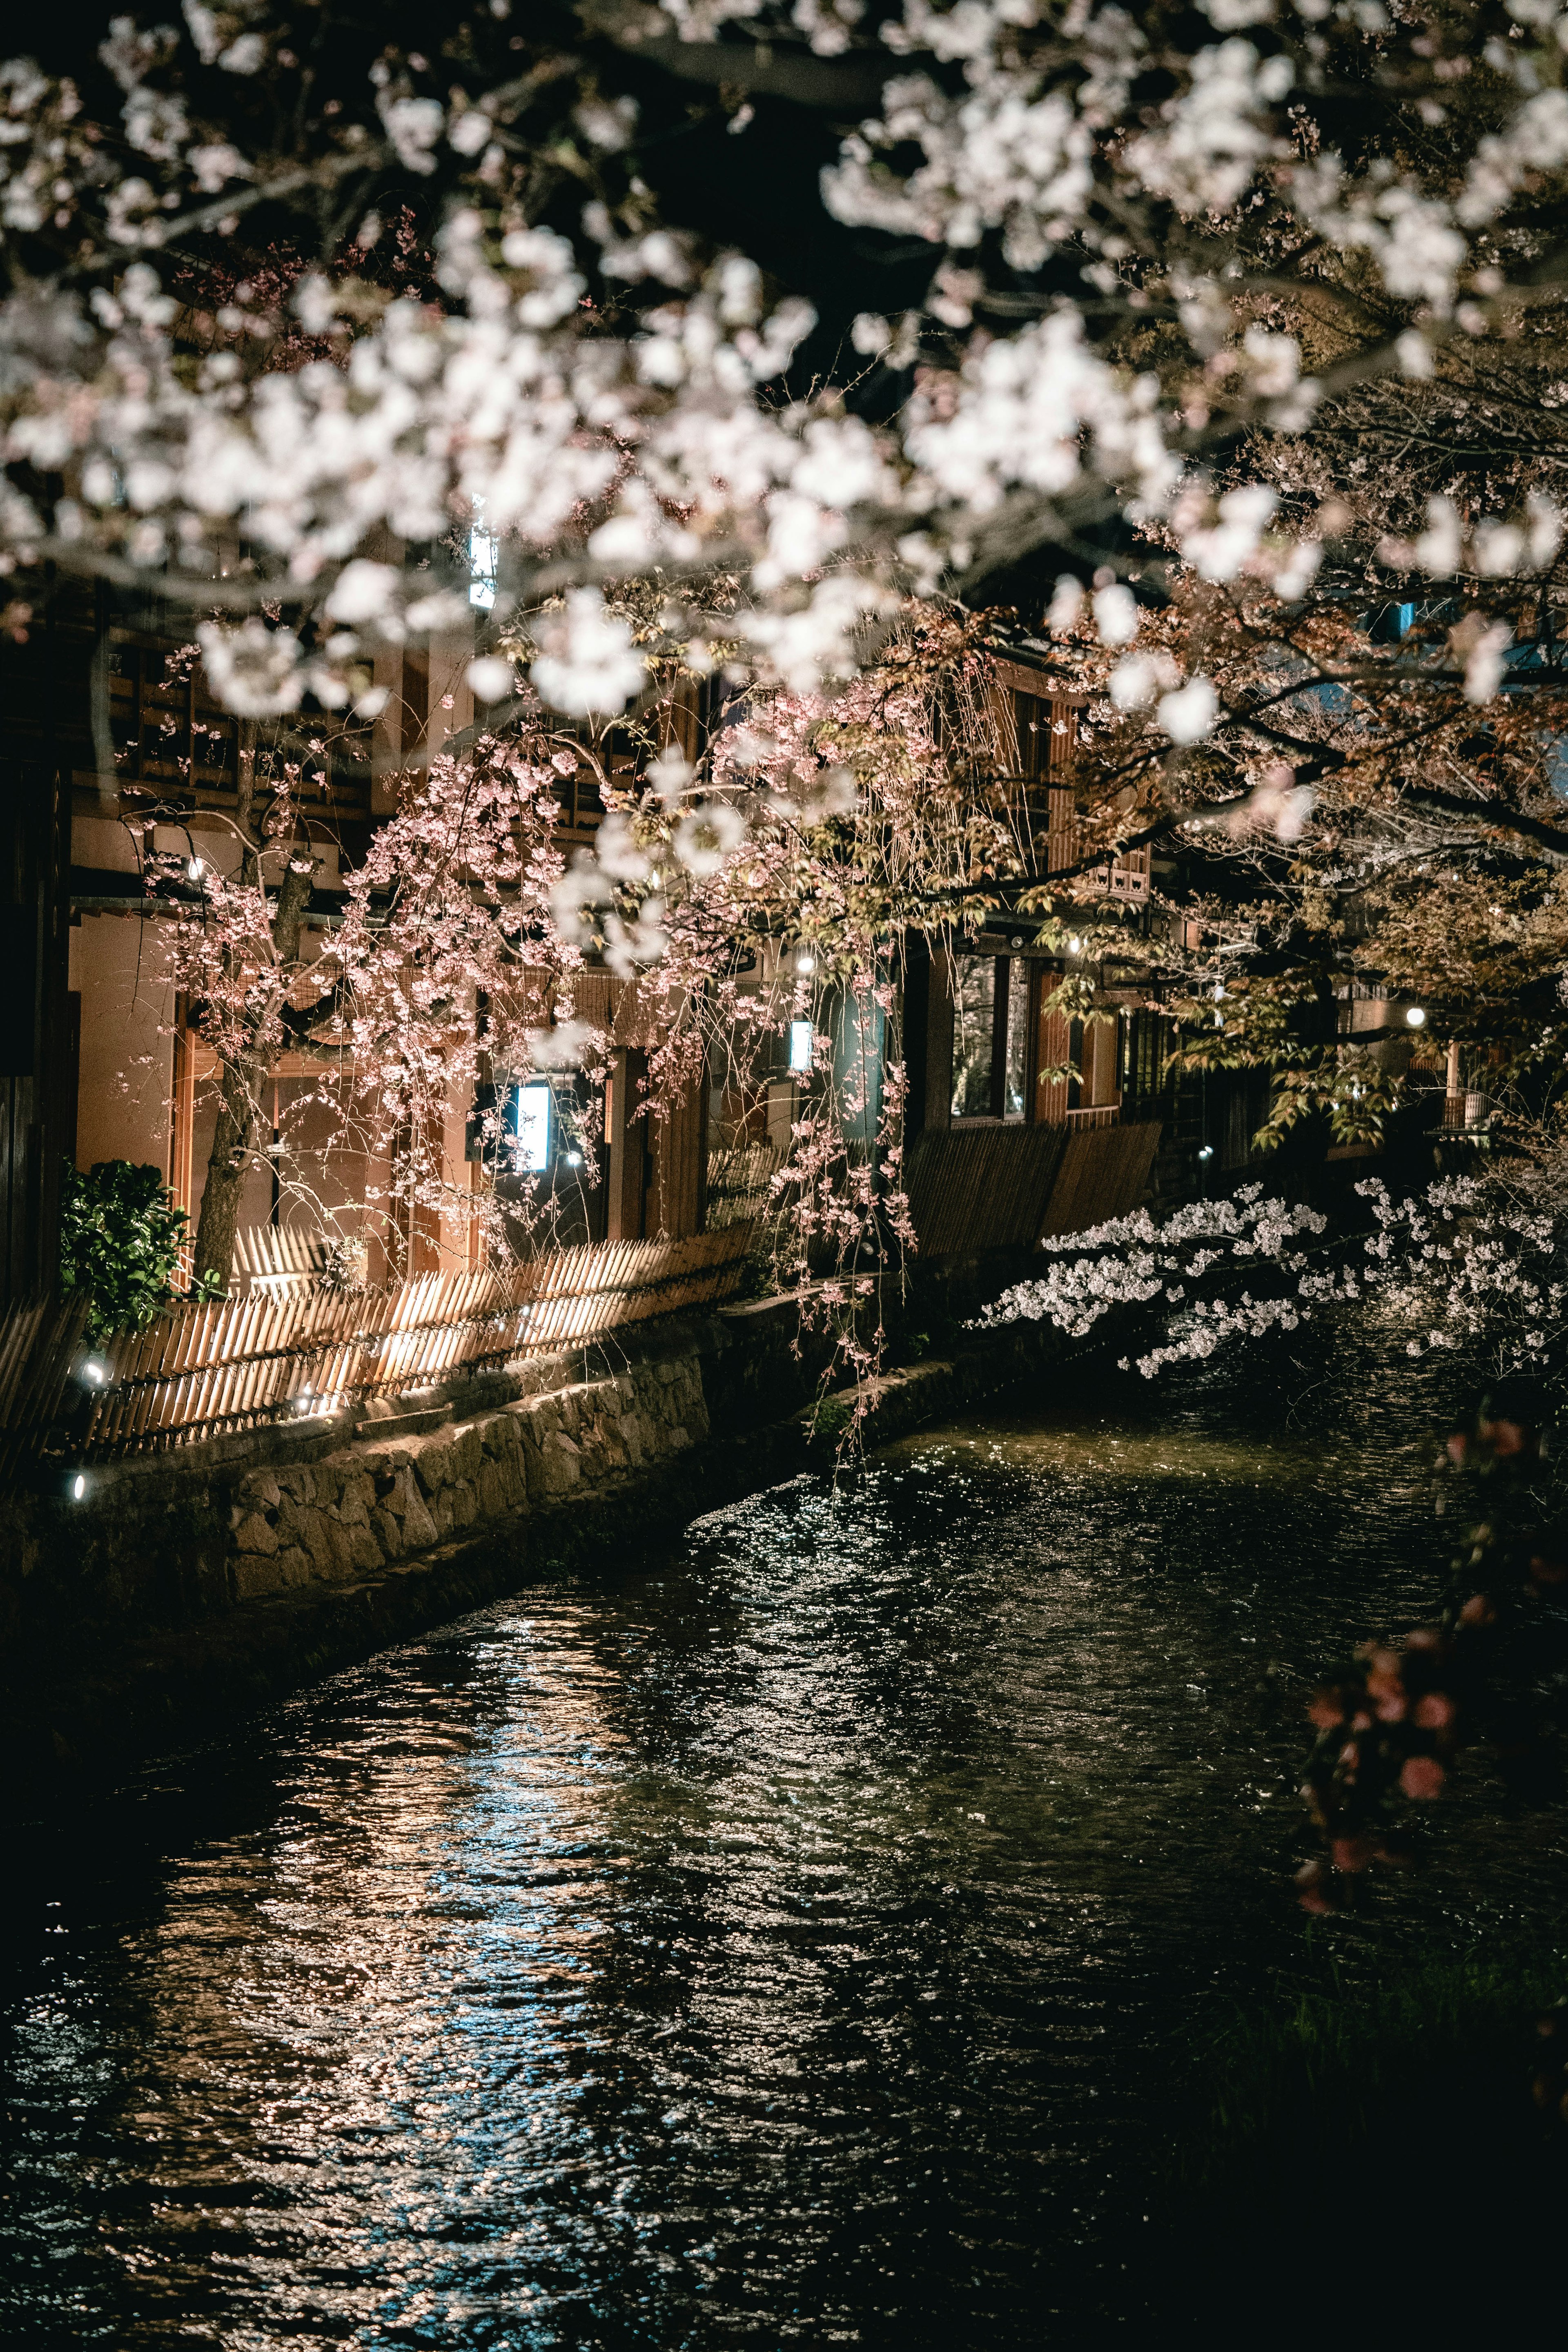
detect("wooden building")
[898,653,1166,1259]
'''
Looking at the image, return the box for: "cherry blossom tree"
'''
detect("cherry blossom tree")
[15,0,1568,1285]
[7,0,1568,765]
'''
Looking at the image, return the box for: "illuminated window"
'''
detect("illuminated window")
[788,1019,814,1075]
[515,1082,551,1171]
[470,523,498,611]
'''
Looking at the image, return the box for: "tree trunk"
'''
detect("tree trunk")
[191,1047,265,1288]
[189,853,315,1292]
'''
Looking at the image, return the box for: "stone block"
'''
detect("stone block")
[372,1506,404,1558]
[335,1473,374,1528]
[450,1480,477,1530]
[291,1507,334,1575]
[231,1553,283,1600]
[450,1423,483,1483]
[276,1465,318,1507]
[401,1488,439,1552]
[232,1512,279,1557]
[411,1435,450,1498]
[540,1429,581,1497]
[345,1522,381,1574]
[239,1469,281,1512]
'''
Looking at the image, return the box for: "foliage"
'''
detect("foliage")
[807,1392,855,1448]
[7,2,1568,767]
[15,1,1568,1332]
[1296,1395,1568,1913]
[1174,1944,1568,2194]
[58,1159,204,1340]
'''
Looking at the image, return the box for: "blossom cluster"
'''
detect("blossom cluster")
[4,0,1567,751]
[979,1172,1568,1383]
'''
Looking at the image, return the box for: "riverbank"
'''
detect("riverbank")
[1157,1936,1568,2330]
[2,1264,1062,1793]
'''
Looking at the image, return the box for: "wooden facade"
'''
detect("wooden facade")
[0,575,94,1307]
[38,595,1183,1300]
[896,657,1169,1258]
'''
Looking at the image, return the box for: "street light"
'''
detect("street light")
[1405,1006,1427,1029]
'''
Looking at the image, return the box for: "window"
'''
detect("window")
[950,957,1029,1122]
[951,958,997,1118]
[514,1082,552,1172]
[470,523,498,610]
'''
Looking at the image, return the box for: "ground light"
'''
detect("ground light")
[1198,1145,1215,1161]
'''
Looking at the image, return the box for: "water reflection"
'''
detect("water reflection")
[5,1341,1562,2346]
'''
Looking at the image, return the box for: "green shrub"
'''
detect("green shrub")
[1172,1942,1568,2194]
[59,1160,216,1341]
[808,1392,855,1446]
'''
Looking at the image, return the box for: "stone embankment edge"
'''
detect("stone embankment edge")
[5,1302,1060,1795]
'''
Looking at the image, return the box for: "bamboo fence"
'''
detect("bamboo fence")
[0,1223,754,1473]
[0,1296,89,1486]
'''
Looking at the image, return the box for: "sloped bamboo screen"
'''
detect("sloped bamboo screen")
[0,1296,89,1485]
[706,1142,779,1231]
[0,1225,753,1471]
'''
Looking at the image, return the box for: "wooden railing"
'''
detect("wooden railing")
[1441,1090,1491,1131]
[0,1224,754,1474]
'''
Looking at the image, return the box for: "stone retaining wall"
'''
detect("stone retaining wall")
[227,1353,708,1601]
[4,1263,1066,1791]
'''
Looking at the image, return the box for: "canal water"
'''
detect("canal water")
[4,1331,1563,2347]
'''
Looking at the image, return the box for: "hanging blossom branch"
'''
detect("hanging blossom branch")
[976,1174,1568,1381]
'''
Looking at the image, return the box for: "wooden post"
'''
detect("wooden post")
[606,1048,648,1241]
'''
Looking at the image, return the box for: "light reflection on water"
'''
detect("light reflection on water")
[5,1343,1561,2346]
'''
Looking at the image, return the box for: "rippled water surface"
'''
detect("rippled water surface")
[5,1340,1563,2347]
